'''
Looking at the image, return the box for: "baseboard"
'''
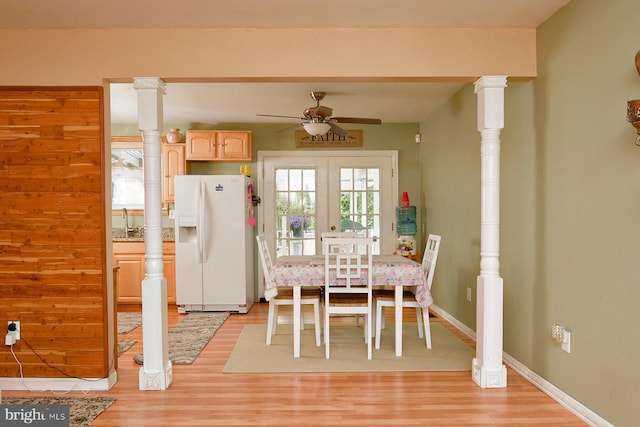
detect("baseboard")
[428,304,613,427]
[429,304,477,341]
[0,370,117,392]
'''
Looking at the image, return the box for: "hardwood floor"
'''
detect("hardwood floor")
[4,303,587,426]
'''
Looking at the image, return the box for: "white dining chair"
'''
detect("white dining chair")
[374,234,441,349]
[323,236,374,359]
[321,231,369,328]
[256,234,322,346]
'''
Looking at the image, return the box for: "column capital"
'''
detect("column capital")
[474,75,507,131]
[474,76,508,93]
[134,77,165,131]
[133,77,167,93]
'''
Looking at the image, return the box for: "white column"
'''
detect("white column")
[134,77,173,390]
[472,76,508,388]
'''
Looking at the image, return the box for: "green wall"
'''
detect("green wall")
[421,1,640,425]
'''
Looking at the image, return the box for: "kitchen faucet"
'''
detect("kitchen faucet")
[121,208,132,238]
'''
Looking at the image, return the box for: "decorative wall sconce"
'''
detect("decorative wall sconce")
[626,50,640,146]
[627,100,640,145]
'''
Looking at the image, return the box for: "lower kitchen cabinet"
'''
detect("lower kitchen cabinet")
[113,241,176,304]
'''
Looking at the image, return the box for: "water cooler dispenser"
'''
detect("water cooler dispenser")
[396,192,417,258]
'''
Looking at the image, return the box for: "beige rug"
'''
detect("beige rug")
[117,312,142,334]
[223,322,474,373]
[118,339,137,356]
[134,312,230,365]
[0,396,115,427]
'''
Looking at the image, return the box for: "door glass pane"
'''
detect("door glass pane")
[340,167,381,253]
[275,167,317,257]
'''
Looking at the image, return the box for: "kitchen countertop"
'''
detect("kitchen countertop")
[112,227,175,242]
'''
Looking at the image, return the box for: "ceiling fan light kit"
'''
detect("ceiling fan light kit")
[302,122,331,136]
[257,91,382,137]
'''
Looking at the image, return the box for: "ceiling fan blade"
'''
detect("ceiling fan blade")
[328,122,348,136]
[257,113,305,120]
[331,117,382,125]
[277,123,303,133]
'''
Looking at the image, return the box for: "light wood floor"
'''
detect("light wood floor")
[5,303,587,426]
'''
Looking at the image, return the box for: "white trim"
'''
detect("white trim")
[502,354,613,427]
[0,370,117,392]
[429,304,476,341]
[429,304,613,427]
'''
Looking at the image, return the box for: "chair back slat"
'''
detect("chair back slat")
[256,234,273,283]
[322,232,359,255]
[323,237,373,291]
[422,234,442,290]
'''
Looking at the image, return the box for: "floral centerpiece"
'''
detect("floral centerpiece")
[289,215,309,237]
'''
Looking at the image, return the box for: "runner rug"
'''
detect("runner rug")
[117,312,142,335]
[133,312,230,365]
[223,322,474,373]
[0,396,115,427]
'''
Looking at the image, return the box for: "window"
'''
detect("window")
[111,137,144,210]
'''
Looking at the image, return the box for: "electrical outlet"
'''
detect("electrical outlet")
[7,320,20,340]
[466,287,472,302]
[562,330,571,353]
[551,323,564,343]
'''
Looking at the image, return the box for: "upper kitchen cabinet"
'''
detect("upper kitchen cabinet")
[162,142,189,203]
[185,130,252,161]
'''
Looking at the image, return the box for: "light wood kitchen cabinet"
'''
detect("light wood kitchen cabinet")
[185,130,252,161]
[113,241,176,304]
[162,142,188,204]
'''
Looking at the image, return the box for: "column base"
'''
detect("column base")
[139,361,173,390]
[472,357,507,388]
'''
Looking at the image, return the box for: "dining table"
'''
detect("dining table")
[265,254,431,357]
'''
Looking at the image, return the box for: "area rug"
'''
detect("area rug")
[223,322,474,373]
[118,339,137,356]
[0,396,115,427]
[117,312,142,334]
[134,312,230,365]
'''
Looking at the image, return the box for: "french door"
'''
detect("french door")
[257,150,398,297]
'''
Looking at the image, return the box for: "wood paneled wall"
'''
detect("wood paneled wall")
[0,87,108,378]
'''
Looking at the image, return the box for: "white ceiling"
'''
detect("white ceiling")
[110,81,469,125]
[2,0,570,126]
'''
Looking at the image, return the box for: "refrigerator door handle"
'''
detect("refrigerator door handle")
[200,179,207,262]
[196,179,204,263]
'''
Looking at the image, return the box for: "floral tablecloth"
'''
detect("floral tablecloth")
[266,255,432,308]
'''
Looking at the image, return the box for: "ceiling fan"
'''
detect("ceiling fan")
[257,91,382,136]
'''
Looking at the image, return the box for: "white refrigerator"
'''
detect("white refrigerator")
[174,175,254,313]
